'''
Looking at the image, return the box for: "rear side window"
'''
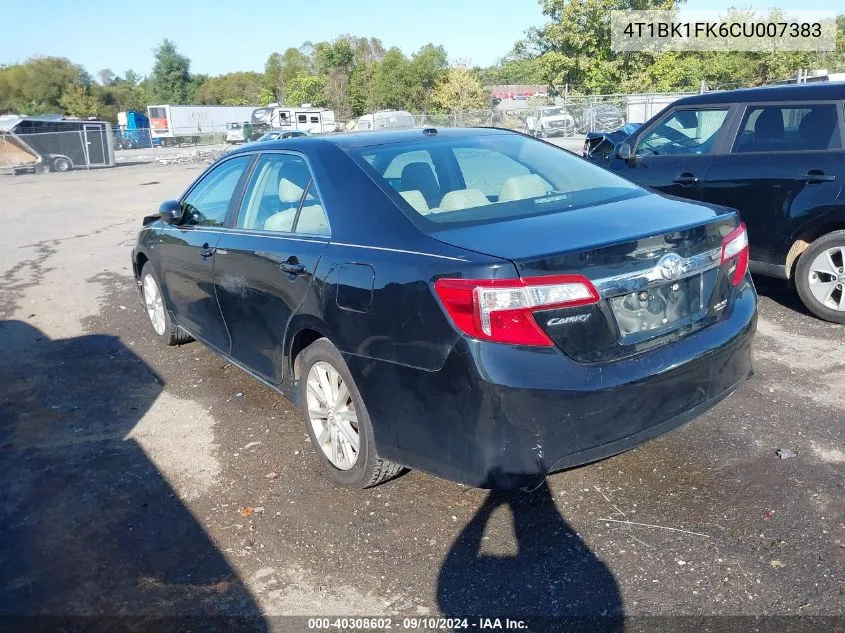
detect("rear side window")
[236,153,329,235]
[351,134,642,227]
[636,108,729,156]
[733,104,841,153]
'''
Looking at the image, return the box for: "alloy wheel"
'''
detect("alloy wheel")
[807,246,845,311]
[142,273,167,335]
[306,361,360,470]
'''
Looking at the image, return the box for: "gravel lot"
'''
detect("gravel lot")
[0,163,843,626]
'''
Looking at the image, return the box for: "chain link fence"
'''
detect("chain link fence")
[412,92,694,137]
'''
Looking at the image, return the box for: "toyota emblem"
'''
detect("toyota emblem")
[657,253,684,280]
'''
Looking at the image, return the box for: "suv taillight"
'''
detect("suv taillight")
[434,275,599,346]
[721,222,749,287]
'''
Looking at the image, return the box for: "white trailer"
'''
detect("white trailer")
[147,105,260,144]
[251,104,337,134]
[354,110,415,131]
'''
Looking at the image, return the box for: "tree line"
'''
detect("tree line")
[1,0,843,122]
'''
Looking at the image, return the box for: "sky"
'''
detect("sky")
[0,0,841,78]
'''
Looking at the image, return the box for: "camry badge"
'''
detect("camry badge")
[657,253,684,280]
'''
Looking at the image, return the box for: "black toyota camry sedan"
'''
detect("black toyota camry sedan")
[131,127,757,490]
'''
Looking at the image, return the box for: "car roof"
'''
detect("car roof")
[674,82,845,106]
[229,127,515,154]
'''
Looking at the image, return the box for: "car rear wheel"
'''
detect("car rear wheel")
[795,230,845,324]
[140,264,193,345]
[300,338,402,488]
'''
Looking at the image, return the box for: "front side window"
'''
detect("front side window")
[733,104,841,153]
[236,154,329,235]
[182,155,252,227]
[636,108,729,156]
[351,133,642,227]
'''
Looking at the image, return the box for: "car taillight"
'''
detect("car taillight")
[721,222,749,287]
[434,275,599,346]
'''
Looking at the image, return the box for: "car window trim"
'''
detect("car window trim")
[631,104,738,157]
[222,149,332,238]
[177,153,257,230]
[726,100,845,155]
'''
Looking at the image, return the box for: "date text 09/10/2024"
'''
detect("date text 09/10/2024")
[307,617,528,630]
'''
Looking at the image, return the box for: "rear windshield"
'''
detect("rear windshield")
[346,133,643,228]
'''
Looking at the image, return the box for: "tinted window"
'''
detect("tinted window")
[295,182,330,236]
[310,116,319,123]
[636,108,729,156]
[351,134,641,227]
[733,104,841,153]
[236,154,329,235]
[149,107,166,118]
[297,114,307,123]
[182,155,252,227]
[237,154,310,232]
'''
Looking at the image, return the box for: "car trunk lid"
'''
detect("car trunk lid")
[430,193,741,362]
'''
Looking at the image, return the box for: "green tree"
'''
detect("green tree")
[59,84,103,118]
[534,0,676,93]
[150,39,192,103]
[285,73,327,106]
[406,44,449,111]
[0,56,89,114]
[193,71,264,105]
[264,46,313,102]
[316,38,356,118]
[432,66,489,112]
[370,48,411,110]
[348,61,375,116]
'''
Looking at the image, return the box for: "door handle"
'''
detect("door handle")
[803,170,836,183]
[280,256,306,275]
[672,173,700,185]
[199,244,215,258]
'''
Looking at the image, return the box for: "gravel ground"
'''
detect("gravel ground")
[0,164,842,628]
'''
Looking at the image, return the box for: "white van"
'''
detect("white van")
[251,104,337,134]
[355,110,415,131]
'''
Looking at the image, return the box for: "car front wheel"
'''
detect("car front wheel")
[795,230,845,324]
[140,264,193,345]
[300,338,402,488]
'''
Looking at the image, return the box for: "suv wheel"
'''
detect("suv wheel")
[795,230,845,324]
[300,338,402,488]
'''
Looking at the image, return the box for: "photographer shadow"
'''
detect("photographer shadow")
[0,320,265,629]
[437,478,622,630]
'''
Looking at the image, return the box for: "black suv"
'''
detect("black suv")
[601,83,845,323]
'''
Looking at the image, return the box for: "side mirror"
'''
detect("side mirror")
[616,142,632,161]
[158,200,183,224]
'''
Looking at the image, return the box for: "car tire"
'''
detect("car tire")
[795,230,845,324]
[140,264,193,345]
[51,156,72,172]
[299,338,403,488]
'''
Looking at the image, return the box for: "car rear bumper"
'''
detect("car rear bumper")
[344,278,757,489]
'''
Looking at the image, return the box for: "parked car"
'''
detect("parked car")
[525,106,575,138]
[583,123,642,161]
[601,83,845,323]
[131,128,756,490]
[575,104,625,134]
[255,129,309,142]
